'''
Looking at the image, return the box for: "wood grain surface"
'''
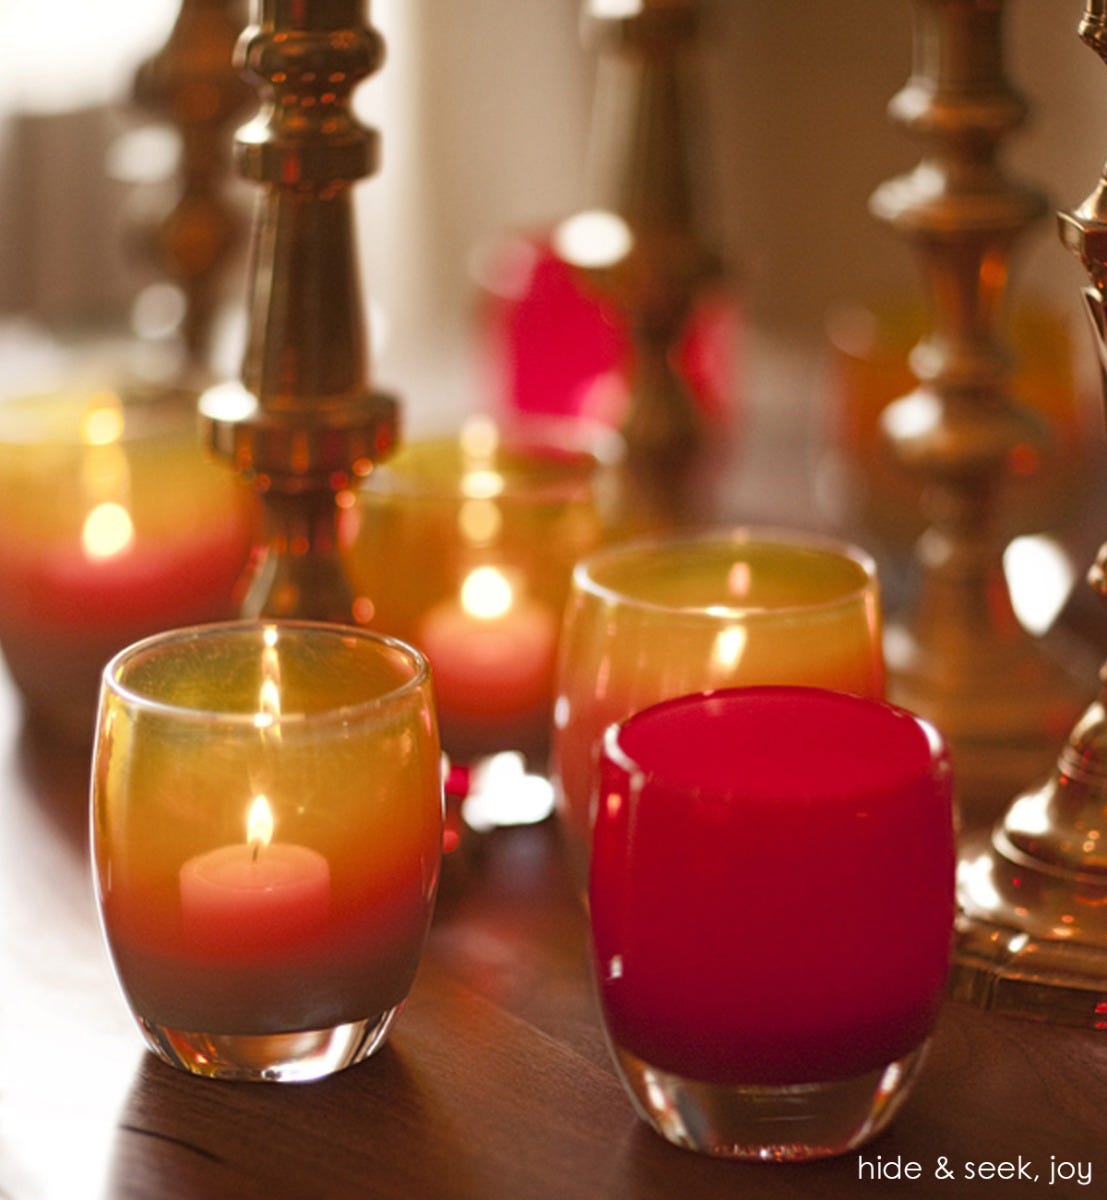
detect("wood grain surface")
[2,664,1105,1200]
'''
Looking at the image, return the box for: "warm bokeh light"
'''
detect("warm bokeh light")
[459,415,499,460]
[80,396,125,447]
[711,626,747,672]
[458,498,503,545]
[553,210,634,270]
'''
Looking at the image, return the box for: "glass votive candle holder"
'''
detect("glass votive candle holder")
[0,385,254,741]
[591,686,955,1160]
[553,529,884,882]
[345,416,619,825]
[92,620,443,1083]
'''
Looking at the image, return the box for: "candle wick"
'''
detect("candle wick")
[251,840,261,864]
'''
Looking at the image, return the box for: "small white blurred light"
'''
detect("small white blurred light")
[461,752,556,830]
[1004,534,1075,636]
[553,210,633,270]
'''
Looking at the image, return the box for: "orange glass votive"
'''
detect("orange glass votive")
[553,529,884,884]
[345,417,617,800]
[0,386,254,740]
[92,621,443,1083]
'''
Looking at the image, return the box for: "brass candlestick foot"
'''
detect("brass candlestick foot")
[872,0,1090,828]
[950,1,1107,1028]
[200,0,397,623]
[954,720,1107,1025]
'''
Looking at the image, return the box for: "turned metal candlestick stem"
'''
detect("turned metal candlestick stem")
[200,0,397,623]
[571,0,725,525]
[870,0,1088,826]
[952,0,1107,1027]
[133,0,252,370]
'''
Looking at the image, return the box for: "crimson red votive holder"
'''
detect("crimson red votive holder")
[589,686,955,1160]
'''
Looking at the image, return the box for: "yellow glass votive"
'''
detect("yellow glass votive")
[0,386,255,740]
[552,529,885,884]
[92,620,443,1083]
[345,417,617,777]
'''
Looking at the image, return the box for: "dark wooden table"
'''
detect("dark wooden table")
[2,660,1107,1200]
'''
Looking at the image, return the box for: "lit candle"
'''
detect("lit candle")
[179,795,331,961]
[0,389,253,737]
[554,532,885,884]
[92,622,443,1075]
[417,565,558,753]
[344,419,614,774]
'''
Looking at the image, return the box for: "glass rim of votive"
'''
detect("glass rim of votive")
[361,414,624,502]
[0,383,199,447]
[572,526,878,620]
[602,685,949,804]
[100,619,431,728]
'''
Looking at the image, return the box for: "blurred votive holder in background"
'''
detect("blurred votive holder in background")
[344,415,621,831]
[0,385,254,741]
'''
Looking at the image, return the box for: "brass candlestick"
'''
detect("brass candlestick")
[870,0,1089,828]
[953,0,1107,1027]
[564,0,727,526]
[132,0,252,370]
[199,0,397,623]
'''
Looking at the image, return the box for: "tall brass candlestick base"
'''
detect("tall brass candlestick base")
[199,0,397,623]
[870,0,1089,828]
[953,1,1107,1028]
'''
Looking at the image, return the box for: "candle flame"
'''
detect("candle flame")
[247,794,274,855]
[460,566,514,621]
[81,501,135,560]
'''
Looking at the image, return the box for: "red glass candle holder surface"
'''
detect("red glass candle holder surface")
[92,621,443,1083]
[590,686,955,1160]
[476,231,741,435]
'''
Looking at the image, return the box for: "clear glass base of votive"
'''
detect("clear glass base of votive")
[611,1041,930,1161]
[137,1005,403,1083]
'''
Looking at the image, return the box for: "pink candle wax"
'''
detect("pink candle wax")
[590,686,955,1087]
[416,567,558,752]
[180,838,331,961]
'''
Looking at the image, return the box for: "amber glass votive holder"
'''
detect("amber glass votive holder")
[92,621,443,1083]
[591,687,955,1160]
[553,529,884,884]
[345,416,618,827]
